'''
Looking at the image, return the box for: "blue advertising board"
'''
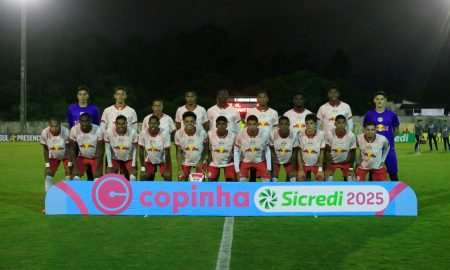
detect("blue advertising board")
[45,174,417,216]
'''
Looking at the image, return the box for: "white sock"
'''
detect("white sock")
[238,177,247,182]
[289,177,297,182]
[65,175,71,180]
[271,177,278,182]
[327,176,334,181]
[45,175,53,192]
[129,174,136,181]
[261,178,270,182]
[73,176,81,181]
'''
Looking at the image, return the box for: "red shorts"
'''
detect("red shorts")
[208,165,236,180]
[300,165,324,181]
[329,163,351,177]
[357,167,387,181]
[77,157,100,176]
[273,163,294,177]
[240,162,270,179]
[178,163,207,181]
[49,159,70,173]
[145,162,171,176]
[110,159,133,175]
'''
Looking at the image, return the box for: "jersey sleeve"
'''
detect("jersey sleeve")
[350,132,357,149]
[362,112,369,127]
[320,133,326,150]
[234,133,242,147]
[269,130,275,147]
[200,107,209,124]
[96,128,104,141]
[174,130,181,146]
[39,129,47,145]
[132,130,138,144]
[272,110,279,126]
[175,107,182,124]
[92,105,101,126]
[317,105,324,121]
[138,130,146,146]
[292,132,299,148]
[346,104,353,119]
[392,112,400,128]
[141,115,149,131]
[101,108,108,124]
[69,127,77,142]
[167,116,176,133]
[163,131,171,150]
[103,130,111,143]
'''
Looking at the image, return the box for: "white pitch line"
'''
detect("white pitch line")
[397,152,422,158]
[215,217,235,270]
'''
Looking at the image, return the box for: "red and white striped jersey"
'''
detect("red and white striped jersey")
[142,113,176,134]
[298,130,325,166]
[283,108,313,133]
[245,106,279,133]
[208,130,236,167]
[104,128,138,161]
[207,104,241,133]
[139,128,171,164]
[317,102,352,133]
[40,126,70,160]
[175,105,208,130]
[235,128,270,163]
[69,124,103,158]
[175,128,208,166]
[270,128,299,164]
[325,129,356,164]
[356,133,390,169]
[101,105,138,131]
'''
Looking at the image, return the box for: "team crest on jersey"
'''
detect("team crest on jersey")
[186,145,200,152]
[377,117,383,122]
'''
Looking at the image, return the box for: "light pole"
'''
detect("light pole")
[20,0,27,133]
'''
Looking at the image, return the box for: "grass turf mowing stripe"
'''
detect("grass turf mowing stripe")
[215,217,234,270]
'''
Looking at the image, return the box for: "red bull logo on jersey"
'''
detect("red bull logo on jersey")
[376,124,389,132]
[49,146,64,151]
[363,151,377,158]
[259,120,270,127]
[213,148,228,154]
[276,148,291,154]
[328,116,336,122]
[293,122,305,129]
[332,148,348,155]
[185,145,200,152]
[245,146,261,153]
[113,144,130,151]
[303,148,318,154]
[81,142,95,149]
[147,146,161,152]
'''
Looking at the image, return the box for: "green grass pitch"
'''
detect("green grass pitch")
[0,142,449,269]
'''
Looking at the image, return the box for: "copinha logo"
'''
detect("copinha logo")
[258,189,278,209]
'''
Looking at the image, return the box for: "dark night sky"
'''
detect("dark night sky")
[1,0,449,94]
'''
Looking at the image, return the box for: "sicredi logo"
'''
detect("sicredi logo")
[254,186,389,212]
[92,174,133,215]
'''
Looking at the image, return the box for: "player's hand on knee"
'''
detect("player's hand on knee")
[297,170,306,180]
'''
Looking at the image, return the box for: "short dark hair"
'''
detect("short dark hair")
[365,121,376,128]
[185,90,197,96]
[216,116,228,123]
[305,113,317,123]
[79,112,91,120]
[182,111,197,121]
[256,90,269,96]
[149,115,160,122]
[279,116,290,123]
[328,86,339,92]
[246,115,258,123]
[335,114,346,122]
[114,85,126,93]
[48,117,60,124]
[374,91,386,98]
[77,85,90,94]
[115,115,127,122]
[152,99,163,105]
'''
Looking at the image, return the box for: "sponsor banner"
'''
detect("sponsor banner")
[0,134,40,142]
[45,174,417,216]
[394,133,415,143]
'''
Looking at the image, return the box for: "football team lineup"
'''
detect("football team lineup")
[42,86,404,191]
